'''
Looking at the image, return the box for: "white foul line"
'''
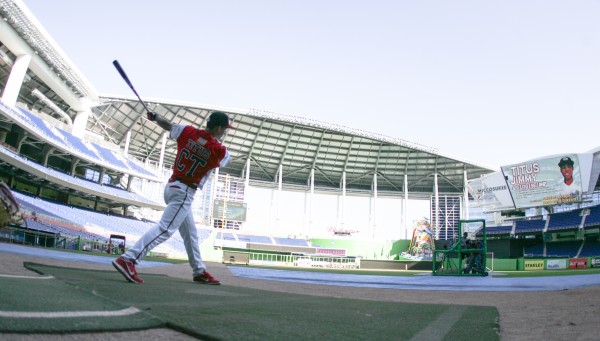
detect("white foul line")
[0,274,54,279]
[0,306,141,318]
[408,306,467,341]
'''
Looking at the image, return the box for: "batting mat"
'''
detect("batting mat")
[0,262,499,340]
[0,266,164,333]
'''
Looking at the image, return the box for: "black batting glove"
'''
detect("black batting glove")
[146,112,157,121]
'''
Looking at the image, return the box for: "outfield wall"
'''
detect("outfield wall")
[309,238,410,260]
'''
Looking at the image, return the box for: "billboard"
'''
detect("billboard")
[468,152,595,211]
[501,154,581,209]
[468,171,514,212]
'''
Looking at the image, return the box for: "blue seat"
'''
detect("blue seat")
[515,219,546,234]
[547,210,582,231]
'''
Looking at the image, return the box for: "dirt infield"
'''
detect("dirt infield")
[1,251,598,341]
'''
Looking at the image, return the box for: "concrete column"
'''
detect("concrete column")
[372,173,378,239]
[98,168,105,184]
[309,168,314,238]
[404,174,408,239]
[210,167,220,228]
[244,158,250,187]
[434,173,439,239]
[70,157,80,175]
[463,169,470,219]
[72,98,92,138]
[1,54,31,107]
[123,130,132,156]
[276,164,282,231]
[41,144,54,166]
[15,130,28,154]
[341,171,346,230]
[127,175,134,191]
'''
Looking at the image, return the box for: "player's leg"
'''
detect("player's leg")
[124,184,194,262]
[179,210,206,275]
[114,184,194,283]
[180,212,220,284]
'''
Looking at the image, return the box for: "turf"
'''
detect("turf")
[0,271,164,333]
[9,262,499,340]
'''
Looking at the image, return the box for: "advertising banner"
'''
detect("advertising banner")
[501,154,582,209]
[591,257,600,268]
[569,258,588,269]
[468,171,514,212]
[524,260,544,271]
[546,259,567,270]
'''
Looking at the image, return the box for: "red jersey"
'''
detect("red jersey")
[170,125,227,186]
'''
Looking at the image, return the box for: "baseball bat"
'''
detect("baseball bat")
[112,60,152,114]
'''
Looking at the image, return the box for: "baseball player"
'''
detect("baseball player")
[113,111,232,284]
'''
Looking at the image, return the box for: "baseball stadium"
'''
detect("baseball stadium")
[1,1,600,340]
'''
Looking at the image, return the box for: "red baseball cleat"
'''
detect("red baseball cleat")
[112,257,144,284]
[193,270,220,285]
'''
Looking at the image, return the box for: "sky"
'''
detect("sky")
[22,0,600,170]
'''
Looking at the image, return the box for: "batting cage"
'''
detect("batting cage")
[432,219,488,276]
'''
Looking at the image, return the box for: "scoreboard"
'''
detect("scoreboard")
[212,200,247,222]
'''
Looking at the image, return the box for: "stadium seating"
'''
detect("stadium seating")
[273,237,311,247]
[545,240,582,258]
[236,234,274,244]
[514,219,546,233]
[579,238,600,257]
[547,209,584,231]
[1,146,161,206]
[13,188,320,257]
[525,240,591,258]
[125,158,152,176]
[50,124,101,160]
[1,104,156,178]
[22,217,108,242]
[14,107,66,147]
[11,192,190,254]
[484,224,513,235]
[523,243,544,257]
[93,144,130,170]
[215,232,237,241]
[584,206,600,228]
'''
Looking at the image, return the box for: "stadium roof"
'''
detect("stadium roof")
[90,96,494,196]
[1,0,495,199]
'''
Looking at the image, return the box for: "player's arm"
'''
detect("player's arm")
[220,149,231,167]
[146,112,172,131]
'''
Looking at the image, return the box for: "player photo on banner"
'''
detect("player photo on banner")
[501,154,582,209]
